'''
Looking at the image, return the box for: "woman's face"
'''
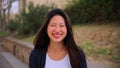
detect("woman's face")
[47,15,67,43]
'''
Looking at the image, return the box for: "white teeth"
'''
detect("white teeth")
[53,34,60,36]
[52,33,62,35]
[54,35,60,36]
[52,34,62,37]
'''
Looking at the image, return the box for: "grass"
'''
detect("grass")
[0,31,8,37]
[80,41,94,55]
[22,35,35,43]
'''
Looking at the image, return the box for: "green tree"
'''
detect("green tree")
[65,0,120,24]
[19,2,51,35]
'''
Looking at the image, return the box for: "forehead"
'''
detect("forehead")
[49,15,65,24]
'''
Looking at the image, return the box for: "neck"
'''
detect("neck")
[47,41,68,61]
[48,41,66,52]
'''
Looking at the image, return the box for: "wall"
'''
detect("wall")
[3,37,34,64]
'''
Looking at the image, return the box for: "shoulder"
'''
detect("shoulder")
[29,48,45,58]
[77,46,87,68]
[29,48,40,61]
[29,48,47,68]
[29,48,46,68]
[29,48,47,58]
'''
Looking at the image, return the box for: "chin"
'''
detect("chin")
[52,39,63,43]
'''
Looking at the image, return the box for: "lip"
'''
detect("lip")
[52,34,61,39]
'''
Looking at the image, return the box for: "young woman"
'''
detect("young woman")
[29,8,87,68]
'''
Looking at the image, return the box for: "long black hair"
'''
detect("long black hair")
[34,8,86,68]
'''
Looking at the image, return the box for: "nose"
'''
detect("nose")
[54,26,60,32]
[54,25,61,32]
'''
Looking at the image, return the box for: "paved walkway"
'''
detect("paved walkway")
[0,42,12,68]
[0,52,28,68]
[87,61,110,68]
[0,53,12,68]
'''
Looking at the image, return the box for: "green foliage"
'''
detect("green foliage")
[65,0,120,24]
[81,41,94,55]
[7,19,20,31]
[95,48,112,55]
[19,2,54,35]
[0,31,8,37]
[109,44,120,61]
[22,35,35,42]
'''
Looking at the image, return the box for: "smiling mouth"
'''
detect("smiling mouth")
[52,34,62,39]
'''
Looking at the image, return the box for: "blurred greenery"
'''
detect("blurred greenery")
[0,32,8,37]
[81,41,94,55]
[8,2,55,35]
[7,19,20,32]
[22,35,35,42]
[65,0,120,24]
[19,2,52,35]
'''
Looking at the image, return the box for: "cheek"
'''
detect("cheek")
[47,27,53,34]
[63,27,67,34]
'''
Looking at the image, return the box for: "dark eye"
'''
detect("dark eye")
[50,24,55,27]
[60,24,65,27]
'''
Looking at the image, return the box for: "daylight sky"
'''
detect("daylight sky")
[10,1,19,14]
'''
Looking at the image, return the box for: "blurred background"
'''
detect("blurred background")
[0,0,120,68]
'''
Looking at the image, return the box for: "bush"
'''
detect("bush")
[19,2,54,35]
[65,0,120,24]
[7,19,20,32]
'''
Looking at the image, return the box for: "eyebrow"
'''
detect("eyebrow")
[50,22,65,24]
[60,23,65,25]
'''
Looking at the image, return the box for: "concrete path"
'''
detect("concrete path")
[0,53,13,68]
[87,61,110,68]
